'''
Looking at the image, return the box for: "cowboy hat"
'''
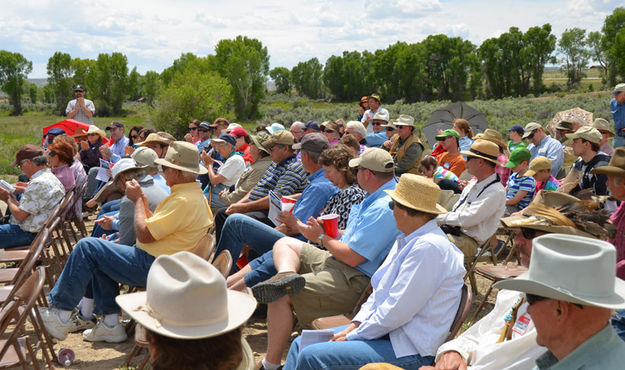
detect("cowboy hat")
[494,234,625,309]
[461,139,501,165]
[85,125,106,139]
[392,114,415,127]
[154,141,208,175]
[116,251,256,339]
[385,174,447,214]
[591,147,625,178]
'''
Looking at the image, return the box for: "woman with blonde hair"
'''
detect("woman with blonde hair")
[453,119,474,153]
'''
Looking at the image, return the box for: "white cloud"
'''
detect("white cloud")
[2,0,622,77]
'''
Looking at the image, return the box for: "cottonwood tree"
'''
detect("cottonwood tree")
[559,27,589,86]
[46,51,75,113]
[0,50,32,115]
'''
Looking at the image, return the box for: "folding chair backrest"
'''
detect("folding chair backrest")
[58,186,76,221]
[191,233,215,261]
[8,228,49,289]
[445,283,472,342]
[212,250,233,278]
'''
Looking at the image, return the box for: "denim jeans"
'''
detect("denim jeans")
[245,251,277,287]
[97,199,121,218]
[611,309,625,342]
[0,224,37,249]
[284,325,435,370]
[204,183,228,209]
[49,237,155,314]
[91,210,119,238]
[614,135,625,148]
[214,213,286,275]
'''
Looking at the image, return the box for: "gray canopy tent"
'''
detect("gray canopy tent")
[422,102,488,147]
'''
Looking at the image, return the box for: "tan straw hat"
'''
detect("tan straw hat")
[494,234,625,309]
[116,251,257,339]
[480,129,507,150]
[137,133,171,147]
[461,139,501,165]
[349,147,395,173]
[591,147,625,177]
[392,114,415,127]
[385,174,447,214]
[154,141,208,175]
[85,125,106,139]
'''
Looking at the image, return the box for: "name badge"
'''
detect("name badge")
[512,314,531,335]
[444,162,451,169]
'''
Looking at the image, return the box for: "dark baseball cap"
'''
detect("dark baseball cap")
[74,85,85,92]
[106,121,124,130]
[46,127,66,137]
[507,124,524,135]
[305,120,320,131]
[292,132,329,153]
[212,133,236,147]
[11,144,44,166]
[198,121,212,130]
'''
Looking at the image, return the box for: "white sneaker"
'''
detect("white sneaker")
[82,322,127,343]
[38,307,74,340]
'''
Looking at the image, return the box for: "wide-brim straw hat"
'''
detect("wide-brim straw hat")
[137,133,171,147]
[154,141,208,175]
[494,234,625,309]
[591,147,625,177]
[116,252,257,339]
[85,125,106,138]
[460,139,501,165]
[480,129,507,150]
[384,174,447,214]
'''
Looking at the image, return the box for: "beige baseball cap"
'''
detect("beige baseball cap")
[349,147,395,173]
[262,130,295,148]
[522,122,542,139]
[525,156,552,177]
[565,126,602,144]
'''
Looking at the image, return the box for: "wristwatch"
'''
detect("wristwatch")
[317,233,326,245]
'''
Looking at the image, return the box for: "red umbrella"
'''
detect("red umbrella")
[42,119,109,145]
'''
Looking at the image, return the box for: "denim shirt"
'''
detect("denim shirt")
[534,324,625,369]
[292,169,338,223]
[527,135,564,177]
[611,98,625,133]
[340,179,400,277]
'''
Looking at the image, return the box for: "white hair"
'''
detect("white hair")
[291,121,305,130]
[346,121,367,140]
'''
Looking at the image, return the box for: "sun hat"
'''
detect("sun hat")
[116,251,257,339]
[111,158,138,181]
[522,122,542,139]
[480,129,507,150]
[11,144,44,166]
[565,126,602,144]
[525,156,552,177]
[612,83,625,94]
[105,121,124,130]
[349,147,395,173]
[591,147,625,177]
[292,132,329,153]
[435,129,460,141]
[250,132,271,154]
[592,118,614,137]
[504,147,531,168]
[85,125,106,139]
[262,130,294,148]
[372,111,389,122]
[321,121,340,133]
[384,174,447,214]
[304,120,320,132]
[461,139,501,165]
[500,190,613,239]
[131,147,158,167]
[554,120,573,131]
[494,234,625,309]
[230,126,249,138]
[392,114,415,127]
[267,123,286,135]
[211,133,237,147]
[369,93,381,102]
[507,124,524,135]
[154,141,208,175]
[137,133,171,147]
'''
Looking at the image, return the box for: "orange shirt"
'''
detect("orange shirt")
[436,152,466,177]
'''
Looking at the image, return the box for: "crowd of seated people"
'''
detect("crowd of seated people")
[2,87,625,370]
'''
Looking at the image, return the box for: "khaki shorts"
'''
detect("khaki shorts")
[446,233,479,264]
[291,244,370,326]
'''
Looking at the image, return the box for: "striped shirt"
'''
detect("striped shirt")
[506,172,536,209]
[248,155,308,201]
[433,166,459,182]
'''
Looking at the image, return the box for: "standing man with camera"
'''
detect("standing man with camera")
[66,85,95,125]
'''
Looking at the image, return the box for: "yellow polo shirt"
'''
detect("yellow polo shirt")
[137,181,213,257]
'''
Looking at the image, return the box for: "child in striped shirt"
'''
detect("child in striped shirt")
[504,147,536,216]
[420,156,461,193]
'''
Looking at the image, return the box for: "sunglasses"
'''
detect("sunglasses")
[386,127,395,131]
[323,129,336,134]
[49,152,57,157]
[525,293,547,306]
[372,122,384,126]
[88,133,99,136]
[131,135,139,139]
[188,127,198,131]
[527,130,536,139]
[388,200,395,210]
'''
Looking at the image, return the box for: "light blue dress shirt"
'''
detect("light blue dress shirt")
[340,179,400,277]
[346,220,465,357]
[292,169,339,223]
[366,131,388,148]
[527,135,564,177]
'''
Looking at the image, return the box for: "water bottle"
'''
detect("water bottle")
[58,348,75,367]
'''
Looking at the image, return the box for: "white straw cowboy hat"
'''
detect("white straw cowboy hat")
[116,251,257,339]
[494,234,625,309]
[392,114,416,127]
[85,125,106,139]
[385,174,447,214]
[154,141,208,175]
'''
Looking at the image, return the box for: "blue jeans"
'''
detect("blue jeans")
[284,325,435,370]
[0,224,37,249]
[611,309,625,341]
[49,237,155,314]
[97,199,121,218]
[245,251,278,287]
[204,183,228,209]
[91,210,119,238]
[214,213,286,275]
[614,135,625,149]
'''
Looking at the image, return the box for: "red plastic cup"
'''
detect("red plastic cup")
[320,214,339,239]
[281,196,297,213]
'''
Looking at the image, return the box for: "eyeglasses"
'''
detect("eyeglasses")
[49,152,57,157]
[323,129,336,134]
[386,127,395,131]
[131,135,139,139]
[527,130,536,139]
[526,293,547,306]
[188,127,198,131]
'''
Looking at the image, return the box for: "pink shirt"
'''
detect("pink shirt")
[610,202,625,280]
[52,165,75,193]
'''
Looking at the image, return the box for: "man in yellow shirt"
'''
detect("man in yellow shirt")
[41,141,212,344]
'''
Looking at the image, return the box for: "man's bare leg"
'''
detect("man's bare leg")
[265,295,294,365]
[272,236,305,272]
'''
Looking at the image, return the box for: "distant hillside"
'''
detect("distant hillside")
[28,78,47,87]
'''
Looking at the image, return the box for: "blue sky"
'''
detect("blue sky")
[1,0,620,78]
